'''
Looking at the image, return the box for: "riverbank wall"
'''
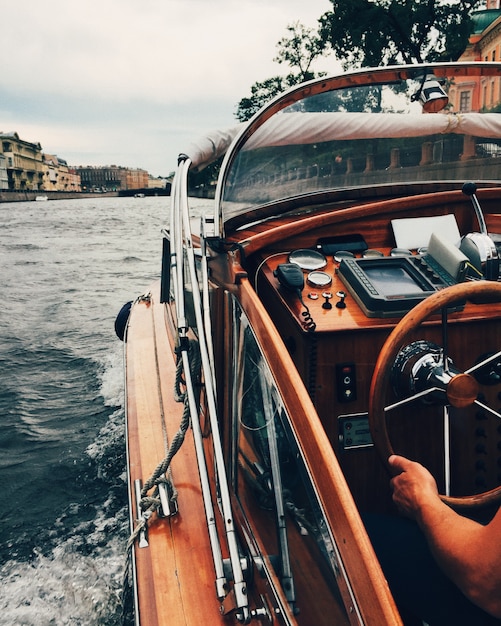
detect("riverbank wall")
[0,190,120,203]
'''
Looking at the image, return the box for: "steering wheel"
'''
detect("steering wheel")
[369,280,501,510]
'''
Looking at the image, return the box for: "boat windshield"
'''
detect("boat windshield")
[216,63,501,235]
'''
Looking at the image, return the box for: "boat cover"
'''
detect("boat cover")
[184,125,243,172]
[184,113,501,171]
[244,112,501,148]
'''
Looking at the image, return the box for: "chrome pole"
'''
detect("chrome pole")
[180,169,249,621]
[173,159,228,600]
[181,347,227,599]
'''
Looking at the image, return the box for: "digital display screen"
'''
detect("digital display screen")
[364,264,428,296]
[337,256,441,317]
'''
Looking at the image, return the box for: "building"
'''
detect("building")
[43,154,81,192]
[0,133,82,193]
[77,165,149,191]
[43,154,82,191]
[0,133,150,194]
[77,165,126,191]
[148,175,168,189]
[43,154,59,190]
[0,132,44,191]
[450,1,501,113]
[58,164,81,193]
[126,168,149,190]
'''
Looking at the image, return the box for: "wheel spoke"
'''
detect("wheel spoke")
[474,398,501,420]
[465,349,501,376]
[384,387,446,413]
[443,406,451,497]
[441,307,450,374]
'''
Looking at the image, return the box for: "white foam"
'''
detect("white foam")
[98,343,124,409]
[0,507,127,625]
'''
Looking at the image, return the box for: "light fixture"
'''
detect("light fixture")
[412,74,449,113]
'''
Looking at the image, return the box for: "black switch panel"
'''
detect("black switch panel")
[336,362,357,403]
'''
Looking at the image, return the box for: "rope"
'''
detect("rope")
[126,339,201,550]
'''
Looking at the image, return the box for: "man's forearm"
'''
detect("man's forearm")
[416,499,491,608]
[389,455,501,618]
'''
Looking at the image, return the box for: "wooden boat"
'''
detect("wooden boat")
[119,62,501,625]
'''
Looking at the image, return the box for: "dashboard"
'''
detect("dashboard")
[254,231,501,515]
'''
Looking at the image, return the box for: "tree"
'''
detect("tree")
[274,21,328,82]
[235,22,329,122]
[319,0,484,69]
[235,76,291,122]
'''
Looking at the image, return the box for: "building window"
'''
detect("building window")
[459,90,471,112]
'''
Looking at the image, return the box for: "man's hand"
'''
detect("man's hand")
[388,454,439,520]
[388,454,501,617]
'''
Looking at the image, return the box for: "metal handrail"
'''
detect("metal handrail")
[170,158,250,621]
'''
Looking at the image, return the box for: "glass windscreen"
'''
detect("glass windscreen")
[219,64,501,230]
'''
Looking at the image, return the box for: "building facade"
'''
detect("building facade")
[126,168,149,190]
[77,165,149,191]
[0,132,150,194]
[77,165,126,191]
[450,1,501,113]
[148,175,168,189]
[58,164,81,193]
[43,154,81,192]
[0,132,45,191]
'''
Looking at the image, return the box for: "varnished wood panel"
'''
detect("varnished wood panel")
[233,188,501,258]
[255,253,501,514]
[258,250,501,334]
[237,279,403,625]
[125,284,230,626]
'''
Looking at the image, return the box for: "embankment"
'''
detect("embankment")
[0,191,120,203]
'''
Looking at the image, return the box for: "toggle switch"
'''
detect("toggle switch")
[336,362,357,403]
[336,290,347,309]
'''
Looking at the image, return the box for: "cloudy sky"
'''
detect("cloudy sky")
[1,0,336,177]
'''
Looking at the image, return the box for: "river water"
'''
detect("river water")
[0,195,211,625]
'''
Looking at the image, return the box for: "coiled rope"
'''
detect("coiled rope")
[126,338,201,550]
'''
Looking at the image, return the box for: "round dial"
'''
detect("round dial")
[307,271,332,288]
[289,249,327,270]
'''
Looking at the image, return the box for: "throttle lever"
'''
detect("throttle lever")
[462,181,488,235]
[460,182,499,281]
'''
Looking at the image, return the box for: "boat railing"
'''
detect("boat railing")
[169,156,250,621]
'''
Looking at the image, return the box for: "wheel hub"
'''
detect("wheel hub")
[446,372,479,408]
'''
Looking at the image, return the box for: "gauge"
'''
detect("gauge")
[334,250,355,263]
[289,249,327,270]
[363,249,384,258]
[390,248,412,256]
[307,271,332,288]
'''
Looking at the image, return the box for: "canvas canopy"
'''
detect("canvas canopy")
[183,113,501,172]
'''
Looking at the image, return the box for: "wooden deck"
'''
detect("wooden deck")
[125,283,230,626]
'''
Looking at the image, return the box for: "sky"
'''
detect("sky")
[1,0,337,177]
